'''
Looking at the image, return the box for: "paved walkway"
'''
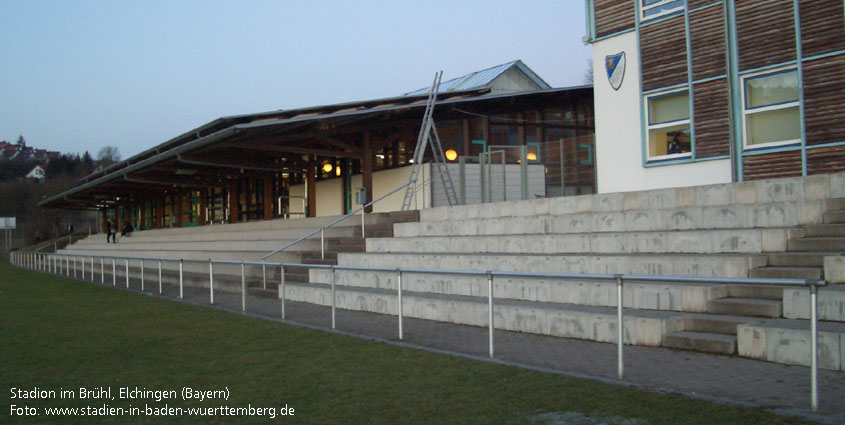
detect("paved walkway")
[59,272,845,423]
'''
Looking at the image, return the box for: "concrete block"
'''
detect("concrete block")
[465,203,482,220]
[575,195,594,213]
[825,256,845,284]
[831,173,845,198]
[701,206,747,229]
[648,188,678,210]
[735,181,757,205]
[803,174,831,201]
[761,229,788,252]
[548,196,576,216]
[448,206,469,221]
[783,286,845,321]
[624,210,659,232]
[664,208,702,230]
[749,203,798,227]
[675,186,695,208]
[622,191,642,210]
[711,230,761,253]
[764,327,841,370]
[737,324,767,360]
[549,214,593,233]
[756,177,805,203]
[593,193,623,212]
[480,202,512,219]
[668,232,711,253]
[592,212,626,232]
[696,183,734,207]
[798,201,825,225]
[420,206,448,222]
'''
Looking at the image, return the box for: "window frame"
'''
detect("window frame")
[741,67,801,150]
[644,88,692,162]
[640,0,686,21]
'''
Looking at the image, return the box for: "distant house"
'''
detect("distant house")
[26,165,46,182]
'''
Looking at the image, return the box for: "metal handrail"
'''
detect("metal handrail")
[11,249,829,411]
[262,180,414,260]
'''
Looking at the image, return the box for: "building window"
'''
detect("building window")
[742,68,800,149]
[641,0,685,21]
[645,89,691,160]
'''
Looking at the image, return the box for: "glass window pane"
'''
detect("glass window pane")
[642,0,685,17]
[648,91,689,125]
[746,106,800,145]
[649,123,690,157]
[745,70,798,109]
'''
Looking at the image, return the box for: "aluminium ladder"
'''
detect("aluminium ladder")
[400,72,459,210]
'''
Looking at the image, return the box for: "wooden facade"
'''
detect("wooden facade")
[591,0,845,181]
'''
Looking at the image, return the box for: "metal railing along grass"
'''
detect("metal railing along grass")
[10,249,829,411]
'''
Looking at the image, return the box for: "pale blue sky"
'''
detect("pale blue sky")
[0,0,591,158]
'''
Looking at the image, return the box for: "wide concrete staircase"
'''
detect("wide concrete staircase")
[291,173,845,370]
[59,210,419,292]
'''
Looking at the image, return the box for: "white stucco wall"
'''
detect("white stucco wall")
[592,31,732,193]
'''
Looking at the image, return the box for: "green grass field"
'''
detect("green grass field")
[0,258,822,424]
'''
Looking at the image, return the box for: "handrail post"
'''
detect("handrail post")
[178,259,184,299]
[361,206,365,238]
[810,283,818,411]
[158,260,162,294]
[397,269,403,341]
[262,262,267,290]
[80,256,84,278]
[125,258,129,288]
[209,259,214,304]
[100,258,104,284]
[488,271,494,358]
[331,266,336,329]
[280,265,286,319]
[90,257,94,281]
[112,258,116,286]
[140,259,145,292]
[241,261,246,312]
[617,276,624,380]
[74,256,78,278]
[321,228,325,260]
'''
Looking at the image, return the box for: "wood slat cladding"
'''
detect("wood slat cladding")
[803,55,845,146]
[690,4,726,80]
[807,146,845,175]
[693,79,730,158]
[595,0,635,38]
[743,150,802,181]
[736,0,796,71]
[799,0,845,58]
[641,16,688,91]
[688,0,717,10]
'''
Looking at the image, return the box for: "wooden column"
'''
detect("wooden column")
[482,117,490,147]
[229,181,240,223]
[156,199,164,228]
[362,131,374,213]
[102,209,108,233]
[140,201,147,230]
[307,158,317,217]
[199,190,207,226]
[517,112,526,145]
[462,119,471,157]
[175,192,183,227]
[263,177,274,220]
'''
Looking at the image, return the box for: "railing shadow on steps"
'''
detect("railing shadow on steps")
[262,181,414,261]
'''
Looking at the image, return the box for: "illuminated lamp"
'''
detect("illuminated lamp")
[526,152,537,161]
[322,163,333,173]
[445,149,458,161]
[335,166,341,177]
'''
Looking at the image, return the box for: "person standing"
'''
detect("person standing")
[105,219,116,243]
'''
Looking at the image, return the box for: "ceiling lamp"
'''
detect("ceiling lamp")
[445,149,458,161]
[335,166,341,177]
[322,162,333,173]
[526,152,537,161]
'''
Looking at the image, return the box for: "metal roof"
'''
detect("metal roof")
[404,60,552,96]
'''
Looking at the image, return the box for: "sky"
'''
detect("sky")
[0,0,592,159]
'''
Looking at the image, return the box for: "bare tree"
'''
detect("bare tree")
[97,145,121,167]
[584,59,594,85]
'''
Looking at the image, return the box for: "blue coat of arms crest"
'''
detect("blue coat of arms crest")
[605,52,626,91]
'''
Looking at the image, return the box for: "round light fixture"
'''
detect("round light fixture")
[335,166,341,177]
[526,152,537,161]
[445,149,458,161]
[322,163,333,173]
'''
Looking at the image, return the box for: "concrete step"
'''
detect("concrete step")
[825,198,845,211]
[749,266,823,280]
[805,223,845,237]
[707,297,782,318]
[824,210,845,224]
[787,237,845,252]
[662,331,737,354]
[766,252,831,267]
[682,314,746,335]
[247,287,278,299]
[726,284,783,300]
